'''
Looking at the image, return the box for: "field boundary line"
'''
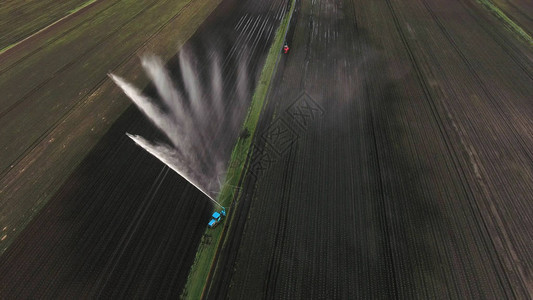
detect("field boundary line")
[0,0,101,56]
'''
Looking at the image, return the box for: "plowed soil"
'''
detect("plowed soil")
[207,0,533,298]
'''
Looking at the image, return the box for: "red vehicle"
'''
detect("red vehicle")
[283,43,290,54]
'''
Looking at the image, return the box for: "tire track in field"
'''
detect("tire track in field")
[365,60,400,300]
[384,0,517,297]
[350,0,401,296]
[0,0,197,179]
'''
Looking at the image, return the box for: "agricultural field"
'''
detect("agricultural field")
[0,0,221,254]
[0,0,287,297]
[207,0,533,298]
[0,0,531,298]
[0,0,90,51]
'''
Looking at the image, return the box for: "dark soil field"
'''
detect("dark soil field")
[207,0,533,298]
[492,0,533,38]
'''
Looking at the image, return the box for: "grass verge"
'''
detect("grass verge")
[477,0,533,46]
[180,1,296,298]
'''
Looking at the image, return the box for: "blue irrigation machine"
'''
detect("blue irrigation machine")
[208,208,226,228]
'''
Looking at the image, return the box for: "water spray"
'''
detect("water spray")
[109,45,251,211]
[126,133,224,209]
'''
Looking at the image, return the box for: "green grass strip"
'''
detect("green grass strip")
[180,1,295,298]
[477,0,533,46]
[0,0,99,55]
[67,0,99,14]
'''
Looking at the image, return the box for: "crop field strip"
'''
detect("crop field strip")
[0,0,221,254]
[0,0,290,297]
[0,0,119,72]
[0,98,213,296]
[91,0,292,294]
[208,0,532,298]
[368,0,511,296]
[0,0,91,51]
[0,0,197,174]
[385,0,532,295]
[0,108,213,297]
[490,0,533,42]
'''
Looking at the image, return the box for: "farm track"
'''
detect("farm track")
[0,0,289,296]
[208,0,532,298]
